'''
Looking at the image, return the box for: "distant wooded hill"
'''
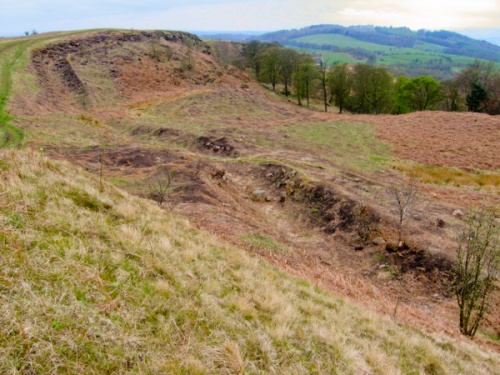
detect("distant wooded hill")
[254,25,500,80]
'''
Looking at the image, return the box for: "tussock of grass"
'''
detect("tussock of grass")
[1,149,499,373]
[393,161,500,190]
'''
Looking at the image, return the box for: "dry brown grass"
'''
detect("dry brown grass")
[392,161,500,191]
[1,148,499,373]
[370,111,500,171]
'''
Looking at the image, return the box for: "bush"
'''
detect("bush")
[453,209,499,338]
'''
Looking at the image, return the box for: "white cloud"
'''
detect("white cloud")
[335,0,500,29]
[0,0,499,35]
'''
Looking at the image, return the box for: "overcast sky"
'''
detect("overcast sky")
[1,0,499,37]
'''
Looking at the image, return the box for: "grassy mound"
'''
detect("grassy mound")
[1,149,498,374]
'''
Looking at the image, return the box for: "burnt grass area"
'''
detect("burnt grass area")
[131,125,187,139]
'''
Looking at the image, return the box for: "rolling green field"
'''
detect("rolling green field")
[288,33,500,74]
[294,34,395,52]
[293,47,357,64]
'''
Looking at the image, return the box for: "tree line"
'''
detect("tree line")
[242,41,500,115]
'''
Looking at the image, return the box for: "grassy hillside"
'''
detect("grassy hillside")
[1,30,500,372]
[1,148,499,374]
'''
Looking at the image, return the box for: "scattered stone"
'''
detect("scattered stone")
[452,209,465,218]
[385,241,401,253]
[279,191,287,203]
[251,189,266,202]
[372,237,386,246]
[321,260,333,266]
[196,136,239,157]
[210,169,226,180]
[436,218,446,228]
[413,213,422,221]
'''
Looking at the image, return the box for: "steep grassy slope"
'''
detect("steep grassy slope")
[1,29,500,371]
[1,148,499,374]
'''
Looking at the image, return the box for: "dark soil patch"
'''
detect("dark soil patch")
[131,125,193,142]
[259,163,381,241]
[47,146,181,171]
[395,248,454,275]
[297,182,380,240]
[95,148,177,168]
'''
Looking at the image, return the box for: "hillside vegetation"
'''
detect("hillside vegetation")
[1,148,499,374]
[256,25,500,80]
[1,29,499,373]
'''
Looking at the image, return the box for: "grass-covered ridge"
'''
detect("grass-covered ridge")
[1,149,499,374]
[0,32,82,147]
[0,40,26,147]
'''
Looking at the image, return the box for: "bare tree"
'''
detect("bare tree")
[98,153,105,192]
[454,209,499,338]
[147,168,174,207]
[389,180,420,246]
[328,63,352,114]
[318,64,330,112]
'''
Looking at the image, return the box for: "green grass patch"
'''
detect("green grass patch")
[293,47,357,64]
[0,121,24,148]
[377,50,441,64]
[0,32,100,148]
[284,121,392,171]
[293,34,395,53]
[240,232,290,254]
[412,41,447,53]
[486,333,500,342]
